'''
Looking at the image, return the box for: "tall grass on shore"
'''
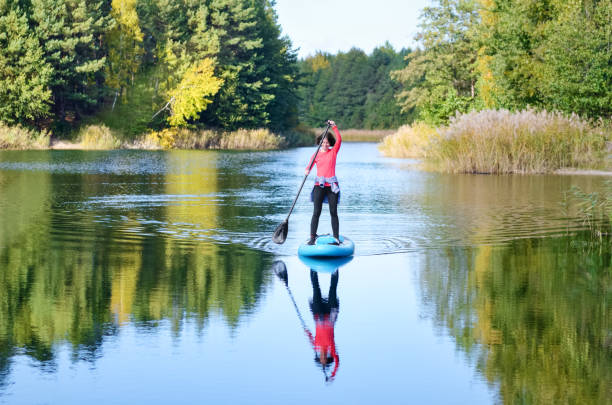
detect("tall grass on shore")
[378,123,437,158]
[380,109,609,174]
[0,123,50,149]
[136,128,285,150]
[78,125,122,149]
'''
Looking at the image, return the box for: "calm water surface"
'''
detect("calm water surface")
[0,144,609,404]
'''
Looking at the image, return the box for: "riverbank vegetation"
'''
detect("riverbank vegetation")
[380,109,610,174]
[52,125,305,150]
[379,0,612,173]
[1,0,611,160]
[0,123,50,150]
[0,0,301,144]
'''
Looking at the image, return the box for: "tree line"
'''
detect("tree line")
[0,0,610,138]
[297,44,412,129]
[393,0,612,125]
[0,0,299,134]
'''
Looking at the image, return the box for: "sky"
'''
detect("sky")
[274,0,432,59]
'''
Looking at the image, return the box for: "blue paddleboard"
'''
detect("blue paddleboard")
[297,234,355,257]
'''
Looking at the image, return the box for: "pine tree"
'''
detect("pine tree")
[0,1,52,125]
[30,0,111,129]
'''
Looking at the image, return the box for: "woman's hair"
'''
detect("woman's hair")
[315,132,336,146]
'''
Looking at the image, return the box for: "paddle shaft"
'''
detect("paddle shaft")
[283,125,330,222]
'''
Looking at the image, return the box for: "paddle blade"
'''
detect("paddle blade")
[272,220,288,244]
[271,260,288,285]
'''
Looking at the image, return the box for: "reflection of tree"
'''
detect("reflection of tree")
[0,151,272,382]
[419,236,611,404]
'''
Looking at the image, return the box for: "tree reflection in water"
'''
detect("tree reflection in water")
[418,235,611,404]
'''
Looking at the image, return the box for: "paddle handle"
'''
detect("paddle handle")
[284,124,330,222]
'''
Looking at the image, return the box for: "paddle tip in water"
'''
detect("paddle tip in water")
[272,220,288,244]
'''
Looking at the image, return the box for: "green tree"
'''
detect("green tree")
[363,44,411,128]
[392,0,481,125]
[0,1,52,125]
[475,0,553,110]
[30,0,111,130]
[540,0,612,118]
[298,46,408,129]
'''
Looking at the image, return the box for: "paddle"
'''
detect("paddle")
[272,261,309,331]
[272,123,331,244]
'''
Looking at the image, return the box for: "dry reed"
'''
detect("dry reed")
[378,123,437,158]
[78,125,121,149]
[0,123,50,149]
[137,128,285,150]
[433,109,608,174]
[379,109,609,174]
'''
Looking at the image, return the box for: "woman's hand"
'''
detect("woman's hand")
[305,169,310,175]
[327,120,336,127]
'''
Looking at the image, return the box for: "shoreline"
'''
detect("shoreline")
[5,140,611,176]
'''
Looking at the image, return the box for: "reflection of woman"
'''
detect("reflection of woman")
[304,269,339,382]
[304,120,342,245]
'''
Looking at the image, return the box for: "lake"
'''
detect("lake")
[0,144,609,404]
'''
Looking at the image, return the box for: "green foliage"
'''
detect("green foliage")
[299,44,410,129]
[30,0,111,130]
[392,0,480,125]
[0,2,52,125]
[539,1,612,117]
[397,0,612,124]
[0,0,300,143]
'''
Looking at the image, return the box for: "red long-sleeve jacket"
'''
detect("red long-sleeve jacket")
[306,126,342,186]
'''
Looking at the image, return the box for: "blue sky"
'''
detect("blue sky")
[274,0,432,59]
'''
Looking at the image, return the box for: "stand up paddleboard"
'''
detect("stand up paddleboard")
[297,234,354,258]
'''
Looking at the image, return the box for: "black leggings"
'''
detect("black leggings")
[310,186,339,238]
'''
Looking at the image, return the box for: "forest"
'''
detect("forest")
[0,0,610,147]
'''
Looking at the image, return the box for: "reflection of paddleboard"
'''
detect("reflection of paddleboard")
[298,235,355,257]
[298,254,353,273]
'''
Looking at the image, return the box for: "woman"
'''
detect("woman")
[305,120,342,245]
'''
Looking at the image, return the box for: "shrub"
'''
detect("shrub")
[78,125,121,149]
[0,123,50,149]
[378,122,438,158]
[218,128,284,150]
[135,128,284,150]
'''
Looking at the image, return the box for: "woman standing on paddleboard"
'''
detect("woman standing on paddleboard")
[305,120,342,245]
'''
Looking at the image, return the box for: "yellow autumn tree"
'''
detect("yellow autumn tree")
[166,58,224,127]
